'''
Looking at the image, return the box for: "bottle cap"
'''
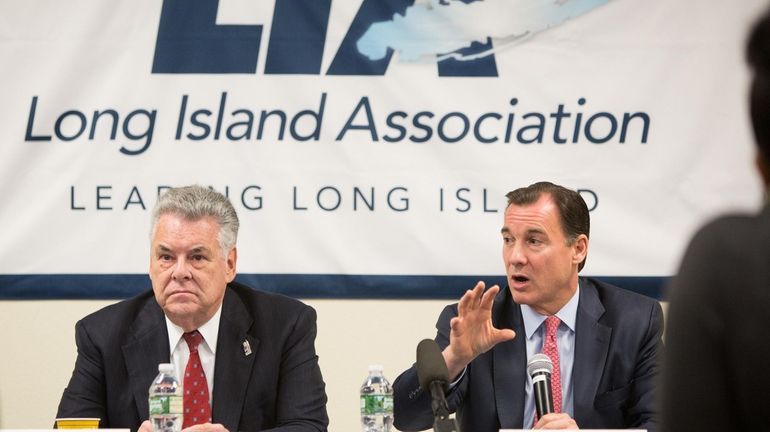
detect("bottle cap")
[368,364,384,372]
[158,363,174,373]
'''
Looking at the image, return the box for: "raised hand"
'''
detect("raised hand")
[443,281,516,379]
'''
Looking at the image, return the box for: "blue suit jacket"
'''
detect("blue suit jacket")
[56,282,328,432]
[393,277,663,432]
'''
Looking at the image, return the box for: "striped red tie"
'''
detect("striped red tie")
[182,331,211,427]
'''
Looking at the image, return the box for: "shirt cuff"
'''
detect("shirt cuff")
[448,367,467,389]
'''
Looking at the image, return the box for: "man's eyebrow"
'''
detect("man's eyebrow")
[154,245,212,254]
[500,227,546,235]
[189,246,211,254]
[526,228,546,236]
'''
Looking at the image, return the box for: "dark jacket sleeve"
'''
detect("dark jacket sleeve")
[56,319,109,424]
[628,299,664,431]
[393,304,465,431]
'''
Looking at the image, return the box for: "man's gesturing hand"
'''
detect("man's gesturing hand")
[442,282,516,379]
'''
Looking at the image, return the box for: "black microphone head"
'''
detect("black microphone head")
[527,353,553,377]
[416,339,449,392]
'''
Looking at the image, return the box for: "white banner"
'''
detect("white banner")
[0,0,765,298]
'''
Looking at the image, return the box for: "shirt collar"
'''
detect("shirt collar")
[521,282,580,339]
[166,302,223,355]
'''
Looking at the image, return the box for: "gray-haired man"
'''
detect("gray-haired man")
[57,185,328,432]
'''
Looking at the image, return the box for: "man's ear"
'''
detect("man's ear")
[226,247,237,282]
[572,234,588,265]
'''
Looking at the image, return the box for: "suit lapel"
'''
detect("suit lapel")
[212,287,258,432]
[573,278,611,426]
[493,287,527,428]
[123,296,170,421]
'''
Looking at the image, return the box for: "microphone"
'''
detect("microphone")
[527,353,554,420]
[416,339,460,432]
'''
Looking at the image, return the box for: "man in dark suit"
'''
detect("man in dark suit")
[393,182,663,431]
[661,8,770,432]
[56,185,328,432]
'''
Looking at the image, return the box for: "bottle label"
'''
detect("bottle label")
[150,395,183,415]
[383,395,393,412]
[361,394,393,415]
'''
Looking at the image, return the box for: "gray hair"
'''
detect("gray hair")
[150,185,239,257]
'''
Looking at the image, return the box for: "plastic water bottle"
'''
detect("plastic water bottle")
[360,364,393,432]
[149,363,183,432]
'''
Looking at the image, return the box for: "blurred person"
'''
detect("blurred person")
[661,8,770,432]
[56,185,328,432]
[393,181,663,431]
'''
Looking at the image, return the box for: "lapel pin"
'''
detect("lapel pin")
[243,340,252,356]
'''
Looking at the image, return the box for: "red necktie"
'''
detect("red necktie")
[541,316,562,415]
[182,331,212,427]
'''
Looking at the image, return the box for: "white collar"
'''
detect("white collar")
[165,302,223,355]
[521,283,580,340]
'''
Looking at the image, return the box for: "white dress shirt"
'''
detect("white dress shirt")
[165,304,222,404]
[521,284,580,427]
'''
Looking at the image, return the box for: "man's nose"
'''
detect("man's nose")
[171,257,192,281]
[507,243,527,265]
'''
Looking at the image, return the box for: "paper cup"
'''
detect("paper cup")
[55,418,100,429]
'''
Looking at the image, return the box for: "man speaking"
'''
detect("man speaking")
[56,185,329,432]
[393,182,663,431]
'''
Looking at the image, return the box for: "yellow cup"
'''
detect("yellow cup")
[55,418,100,429]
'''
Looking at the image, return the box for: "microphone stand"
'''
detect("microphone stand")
[429,381,460,432]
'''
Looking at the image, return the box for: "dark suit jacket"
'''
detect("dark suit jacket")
[56,282,328,432]
[393,277,663,432]
[662,205,770,432]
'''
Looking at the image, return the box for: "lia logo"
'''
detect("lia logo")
[152,0,499,77]
[152,0,608,77]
